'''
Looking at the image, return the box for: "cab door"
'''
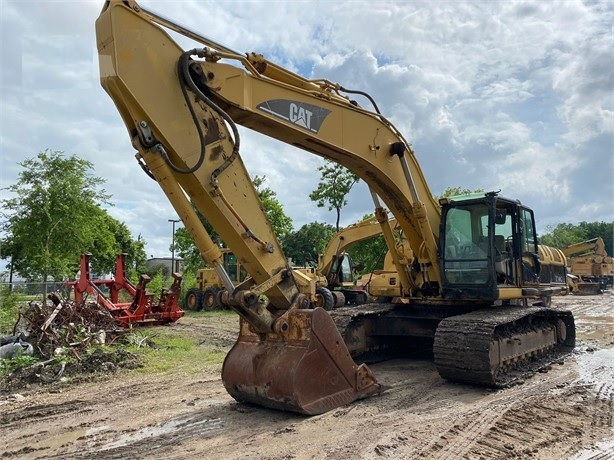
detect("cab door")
[517,207,541,286]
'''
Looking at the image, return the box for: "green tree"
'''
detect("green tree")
[173,214,221,274]
[253,176,293,240]
[309,160,359,231]
[538,223,586,249]
[346,234,387,274]
[0,150,141,301]
[576,221,614,256]
[539,221,613,255]
[344,214,389,275]
[62,209,147,280]
[104,218,148,277]
[281,222,336,267]
[0,236,22,292]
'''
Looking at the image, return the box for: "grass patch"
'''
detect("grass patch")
[0,355,38,378]
[127,327,228,375]
[182,309,237,319]
[0,290,23,334]
[0,289,43,334]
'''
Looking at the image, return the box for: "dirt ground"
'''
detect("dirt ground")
[2,292,613,460]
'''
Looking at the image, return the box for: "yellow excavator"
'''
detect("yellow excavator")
[298,215,397,308]
[561,237,613,294]
[185,215,388,311]
[96,0,575,415]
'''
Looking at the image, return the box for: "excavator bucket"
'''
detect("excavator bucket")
[222,307,380,415]
[575,282,603,295]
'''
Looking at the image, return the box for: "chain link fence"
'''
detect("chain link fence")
[0,282,72,298]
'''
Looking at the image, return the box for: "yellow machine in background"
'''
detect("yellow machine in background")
[299,215,397,308]
[186,216,392,311]
[184,249,247,311]
[561,237,613,294]
[96,0,575,415]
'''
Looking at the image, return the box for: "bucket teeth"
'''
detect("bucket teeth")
[222,307,380,415]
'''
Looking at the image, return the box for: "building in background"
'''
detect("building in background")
[146,257,183,276]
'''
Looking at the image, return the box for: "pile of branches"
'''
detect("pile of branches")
[18,293,124,360]
[2,294,143,391]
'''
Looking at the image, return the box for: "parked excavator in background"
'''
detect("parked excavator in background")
[96,0,575,415]
[185,215,391,311]
[185,249,247,311]
[560,237,613,294]
[296,214,395,308]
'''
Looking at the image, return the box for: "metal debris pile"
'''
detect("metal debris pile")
[12,293,123,360]
[1,293,141,391]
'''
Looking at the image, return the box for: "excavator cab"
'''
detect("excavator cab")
[328,252,355,286]
[439,192,545,301]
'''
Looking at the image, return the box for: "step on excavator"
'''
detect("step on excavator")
[95,0,575,415]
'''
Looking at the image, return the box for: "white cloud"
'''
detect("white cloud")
[1,0,613,263]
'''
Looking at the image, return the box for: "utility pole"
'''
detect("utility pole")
[168,218,180,274]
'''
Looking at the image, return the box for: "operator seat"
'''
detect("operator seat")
[494,235,511,283]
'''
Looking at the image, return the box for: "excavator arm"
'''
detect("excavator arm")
[560,237,612,293]
[560,237,607,258]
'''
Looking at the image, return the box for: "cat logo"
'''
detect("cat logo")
[289,103,312,130]
[257,99,331,133]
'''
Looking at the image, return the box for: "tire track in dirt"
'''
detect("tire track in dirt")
[366,349,614,460]
[467,348,614,460]
[371,360,580,459]
[362,297,614,459]
[592,382,614,428]
[469,397,588,459]
[373,360,454,413]
[0,399,90,425]
[574,348,614,429]
[413,408,503,460]
[77,402,300,460]
[0,374,230,459]
[71,413,226,459]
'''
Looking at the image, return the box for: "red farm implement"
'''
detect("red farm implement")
[67,253,184,327]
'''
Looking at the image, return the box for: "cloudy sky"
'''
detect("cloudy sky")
[1,0,612,260]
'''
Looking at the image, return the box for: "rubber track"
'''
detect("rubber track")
[433,307,575,387]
